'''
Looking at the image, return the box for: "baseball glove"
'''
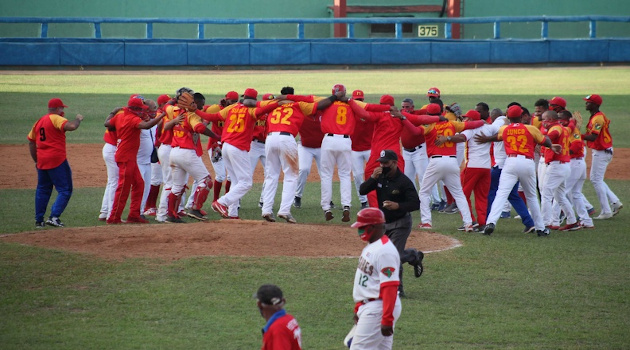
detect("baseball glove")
[177,92,196,112]
[446,103,462,118]
[573,111,583,131]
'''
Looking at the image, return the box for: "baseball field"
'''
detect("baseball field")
[1,67,629,349]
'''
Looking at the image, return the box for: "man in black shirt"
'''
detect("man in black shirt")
[359,149,424,297]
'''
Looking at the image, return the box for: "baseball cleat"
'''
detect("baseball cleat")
[413,250,424,278]
[463,224,474,232]
[612,202,623,216]
[360,201,369,209]
[558,222,581,231]
[262,213,276,222]
[211,201,229,218]
[35,221,46,228]
[278,213,297,224]
[187,209,208,221]
[500,211,511,219]
[437,200,447,211]
[46,217,65,227]
[165,215,184,223]
[458,222,477,231]
[483,223,495,235]
[98,214,107,221]
[580,222,595,229]
[342,207,350,222]
[593,212,613,220]
[443,204,459,214]
[293,196,302,209]
[537,228,550,237]
[324,210,334,221]
[143,208,157,216]
[522,226,536,234]
[126,216,150,224]
[418,223,433,229]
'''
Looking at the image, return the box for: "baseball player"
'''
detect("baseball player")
[349,208,402,350]
[399,99,429,197]
[104,96,165,224]
[255,284,302,350]
[137,99,157,217]
[416,103,484,231]
[293,99,326,209]
[540,110,580,231]
[478,105,559,236]
[582,94,623,219]
[142,94,170,217]
[28,98,83,228]
[198,88,279,219]
[350,90,373,209]
[98,118,119,221]
[260,88,332,223]
[204,91,236,203]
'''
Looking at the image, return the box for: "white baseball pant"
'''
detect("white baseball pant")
[138,161,151,214]
[542,161,577,226]
[350,299,401,350]
[156,144,173,221]
[567,158,593,226]
[250,140,266,204]
[218,142,252,217]
[419,156,473,226]
[590,149,620,215]
[320,135,352,210]
[261,133,299,216]
[402,144,429,191]
[487,156,544,230]
[352,149,370,204]
[296,144,322,198]
[99,143,118,220]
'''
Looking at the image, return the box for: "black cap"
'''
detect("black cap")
[377,149,398,162]
[255,284,284,306]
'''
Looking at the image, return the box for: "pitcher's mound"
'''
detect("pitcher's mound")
[1,220,460,261]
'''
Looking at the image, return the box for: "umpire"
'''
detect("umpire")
[359,149,424,297]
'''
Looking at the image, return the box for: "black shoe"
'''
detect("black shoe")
[187,209,207,221]
[523,226,536,234]
[474,225,485,233]
[165,215,184,223]
[483,223,495,235]
[537,228,550,237]
[293,196,302,209]
[398,288,406,298]
[342,206,350,222]
[330,201,336,209]
[361,201,368,209]
[46,217,64,227]
[35,221,45,228]
[413,250,424,278]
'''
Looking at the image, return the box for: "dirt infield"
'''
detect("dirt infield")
[3,143,628,261]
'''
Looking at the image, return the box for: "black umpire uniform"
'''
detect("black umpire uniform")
[359,150,424,296]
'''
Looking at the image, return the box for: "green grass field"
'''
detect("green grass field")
[1,68,629,349]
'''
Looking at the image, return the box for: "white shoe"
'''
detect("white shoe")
[612,202,623,216]
[514,215,521,220]
[155,216,166,223]
[593,212,613,220]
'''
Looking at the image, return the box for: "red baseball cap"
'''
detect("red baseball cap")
[427,87,440,98]
[583,94,603,106]
[332,84,346,95]
[48,98,68,109]
[225,91,239,100]
[426,103,441,115]
[352,90,364,100]
[549,96,567,109]
[157,94,171,106]
[462,109,481,120]
[128,97,148,110]
[262,93,275,100]
[241,88,258,100]
[380,94,395,106]
[506,105,523,118]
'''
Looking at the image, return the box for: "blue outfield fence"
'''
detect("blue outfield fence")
[1,16,630,66]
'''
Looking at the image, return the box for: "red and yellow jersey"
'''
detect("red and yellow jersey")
[109,109,143,163]
[27,113,68,170]
[320,101,358,135]
[252,117,268,142]
[544,124,571,163]
[298,111,325,148]
[202,104,222,150]
[497,123,545,159]
[568,126,585,159]
[585,111,612,150]
[172,112,207,156]
[424,121,467,157]
[216,103,265,151]
[267,101,317,137]
[531,117,542,129]
[160,105,186,146]
[103,129,117,146]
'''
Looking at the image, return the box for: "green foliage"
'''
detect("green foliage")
[1,69,629,349]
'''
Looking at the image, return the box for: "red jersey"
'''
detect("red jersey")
[262,313,302,350]
[569,126,585,159]
[424,120,482,157]
[160,105,186,146]
[109,109,143,163]
[200,102,278,151]
[497,123,546,159]
[253,117,268,142]
[585,111,613,150]
[400,110,428,148]
[201,104,222,150]
[544,123,571,163]
[298,111,325,148]
[171,112,207,156]
[103,129,117,146]
[27,113,68,170]
[267,101,318,137]
[320,101,359,135]
[351,118,374,152]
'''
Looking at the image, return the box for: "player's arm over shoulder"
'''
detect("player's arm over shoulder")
[525,124,546,144]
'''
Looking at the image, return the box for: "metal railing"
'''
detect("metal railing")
[1,16,629,40]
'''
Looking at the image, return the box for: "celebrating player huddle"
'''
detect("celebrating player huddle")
[91,85,621,238]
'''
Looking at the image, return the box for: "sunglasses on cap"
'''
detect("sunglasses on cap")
[427,90,438,95]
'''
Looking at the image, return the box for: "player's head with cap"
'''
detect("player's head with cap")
[352,90,364,101]
[332,84,346,95]
[549,96,566,112]
[379,94,395,106]
[157,94,171,107]
[242,88,258,101]
[427,87,440,99]
[48,98,68,116]
[506,105,524,122]
[426,103,442,116]
[224,91,239,104]
[583,94,602,112]
[127,96,149,116]
[351,207,386,242]
[255,284,286,320]
[462,109,481,121]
